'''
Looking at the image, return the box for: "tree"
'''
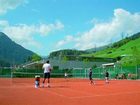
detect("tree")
[31,54,42,62]
[92,64,97,68]
[62,56,69,63]
[83,58,90,68]
[120,56,134,66]
[61,55,69,69]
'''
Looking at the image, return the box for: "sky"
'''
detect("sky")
[0,0,140,56]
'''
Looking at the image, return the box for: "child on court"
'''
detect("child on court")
[105,71,109,84]
[64,72,68,79]
[35,75,40,88]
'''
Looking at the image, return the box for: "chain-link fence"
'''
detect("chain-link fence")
[0,66,140,80]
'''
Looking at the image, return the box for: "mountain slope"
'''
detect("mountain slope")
[82,32,140,59]
[0,32,35,66]
[93,37,140,58]
[85,45,109,53]
[49,49,88,59]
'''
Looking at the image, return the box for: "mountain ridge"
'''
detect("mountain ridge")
[0,32,35,66]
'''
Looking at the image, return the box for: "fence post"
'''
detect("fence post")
[136,65,138,79]
[138,68,140,79]
[85,68,86,78]
[11,68,13,78]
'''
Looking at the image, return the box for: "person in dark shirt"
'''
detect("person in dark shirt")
[105,71,109,84]
[89,68,95,85]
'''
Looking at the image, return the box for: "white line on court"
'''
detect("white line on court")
[69,91,140,99]
[37,87,69,98]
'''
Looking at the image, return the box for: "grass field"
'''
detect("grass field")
[0,78,140,105]
[83,37,140,58]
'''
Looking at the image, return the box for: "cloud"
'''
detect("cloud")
[0,20,9,27]
[0,20,64,49]
[56,35,74,47]
[39,21,64,36]
[0,0,27,15]
[56,8,140,50]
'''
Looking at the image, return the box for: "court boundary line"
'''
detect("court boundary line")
[1,79,140,99]
[38,87,69,98]
[37,88,140,99]
[69,91,140,99]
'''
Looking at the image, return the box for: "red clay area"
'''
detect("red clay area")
[0,78,140,105]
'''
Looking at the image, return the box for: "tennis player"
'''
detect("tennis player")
[89,68,95,85]
[64,72,68,79]
[42,60,52,88]
[105,71,109,84]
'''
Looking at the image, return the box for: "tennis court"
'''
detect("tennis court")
[0,78,140,105]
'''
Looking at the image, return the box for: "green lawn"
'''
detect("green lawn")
[83,38,140,58]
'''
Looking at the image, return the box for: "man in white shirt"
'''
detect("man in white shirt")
[42,60,52,87]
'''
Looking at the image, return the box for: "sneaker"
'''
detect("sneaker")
[47,84,51,88]
[35,85,38,88]
[46,83,50,88]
